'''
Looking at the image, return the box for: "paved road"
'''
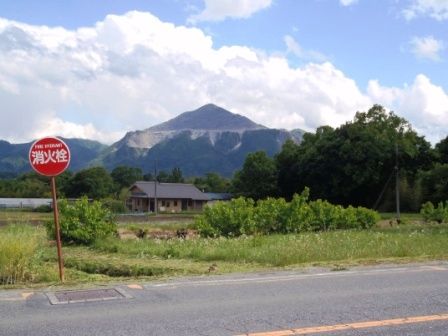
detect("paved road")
[1,262,448,335]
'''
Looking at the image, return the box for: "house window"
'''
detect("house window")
[161,200,165,206]
[174,201,178,207]
[188,200,193,206]
[166,201,170,207]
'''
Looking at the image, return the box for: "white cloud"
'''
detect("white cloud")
[403,0,448,21]
[340,0,359,6]
[284,35,328,62]
[188,0,272,23]
[0,11,446,146]
[35,119,122,145]
[409,36,444,61]
[367,75,448,143]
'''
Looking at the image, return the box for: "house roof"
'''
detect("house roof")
[131,181,209,201]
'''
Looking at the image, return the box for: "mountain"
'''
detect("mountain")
[98,104,304,176]
[0,104,304,177]
[114,104,266,149]
[149,104,266,131]
[0,138,107,177]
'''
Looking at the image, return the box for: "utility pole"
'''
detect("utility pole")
[395,143,400,223]
[154,159,158,215]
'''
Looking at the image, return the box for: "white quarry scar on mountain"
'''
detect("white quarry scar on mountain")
[124,129,247,149]
[110,104,303,152]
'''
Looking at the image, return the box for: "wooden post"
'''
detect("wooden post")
[51,176,64,282]
[395,143,400,223]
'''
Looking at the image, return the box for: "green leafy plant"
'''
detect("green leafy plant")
[254,197,288,234]
[196,187,380,237]
[420,201,448,223]
[196,197,255,237]
[101,198,127,214]
[45,197,117,245]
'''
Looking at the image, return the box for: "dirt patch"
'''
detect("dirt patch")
[117,214,196,223]
[118,228,198,240]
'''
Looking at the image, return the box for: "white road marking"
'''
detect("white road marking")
[145,265,447,289]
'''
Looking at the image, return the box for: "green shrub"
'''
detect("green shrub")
[196,187,380,237]
[0,225,41,285]
[420,201,448,223]
[33,204,52,213]
[353,207,380,229]
[284,190,313,232]
[254,197,289,234]
[197,198,255,237]
[101,198,127,214]
[45,197,117,245]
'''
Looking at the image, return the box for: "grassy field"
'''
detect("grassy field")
[1,212,448,288]
[0,209,52,224]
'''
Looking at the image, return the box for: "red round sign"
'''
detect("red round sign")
[29,137,71,176]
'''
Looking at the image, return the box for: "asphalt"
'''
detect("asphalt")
[1,262,448,336]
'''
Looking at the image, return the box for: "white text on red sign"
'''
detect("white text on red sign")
[31,149,69,165]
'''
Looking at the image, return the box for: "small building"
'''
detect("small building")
[128,181,209,213]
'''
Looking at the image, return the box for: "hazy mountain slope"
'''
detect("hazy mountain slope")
[0,104,304,177]
[0,138,107,176]
[99,104,304,176]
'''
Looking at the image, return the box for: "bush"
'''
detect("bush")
[282,189,312,233]
[420,201,448,223]
[254,197,289,234]
[353,207,380,229]
[197,198,255,237]
[33,204,52,213]
[45,197,117,245]
[101,198,127,214]
[0,225,41,285]
[196,188,380,237]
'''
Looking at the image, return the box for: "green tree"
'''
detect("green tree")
[232,151,277,200]
[275,105,433,207]
[435,136,448,164]
[157,170,169,182]
[168,167,184,183]
[275,139,302,200]
[143,172,154,181]
[56,171,74,197]
[111,166,143,191]
[192,173,230,192]
[0,172,51,198]
[419,164,448,204]
[66,167,115,199]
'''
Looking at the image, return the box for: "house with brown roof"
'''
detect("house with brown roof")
[127,181,209,213]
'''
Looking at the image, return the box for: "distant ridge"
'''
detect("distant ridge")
[149,104,266,131]
[0,138,106,176]
[99,104,304,176]
[0,104,305,177]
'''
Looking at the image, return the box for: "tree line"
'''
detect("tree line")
[232,105,448,212]
[0,166,230,200]
[1,105,446,212]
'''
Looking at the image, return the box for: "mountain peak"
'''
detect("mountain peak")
[148,104,266,132]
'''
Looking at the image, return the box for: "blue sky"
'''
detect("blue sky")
[0,0,447,144]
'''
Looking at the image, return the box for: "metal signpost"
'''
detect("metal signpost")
[29,137,71,282]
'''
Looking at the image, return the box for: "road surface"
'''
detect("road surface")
[1,262,448,335]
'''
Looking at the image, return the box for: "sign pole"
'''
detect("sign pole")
[50,176,64,282]
[29,136,70,283]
